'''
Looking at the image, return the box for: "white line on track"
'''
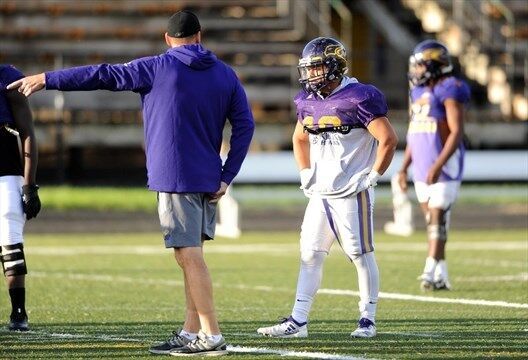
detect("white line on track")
[32,271,528,309]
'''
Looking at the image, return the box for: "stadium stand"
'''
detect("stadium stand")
[0,0,526,184]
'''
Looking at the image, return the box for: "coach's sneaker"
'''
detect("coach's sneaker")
[169,330,228,356]
[350,318,376,338]
[256,316,308,338]
[149,330,192,354]
[8,311,29,332]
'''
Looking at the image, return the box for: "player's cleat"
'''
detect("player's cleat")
[149,330,192,354]
[350,318,376,338]
[8,313,29,332]
[169,330,228,356]
[256,316,308,338]
[417,274,435,291]
[434,279,452,291]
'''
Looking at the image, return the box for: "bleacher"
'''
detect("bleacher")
[1,0,526,184]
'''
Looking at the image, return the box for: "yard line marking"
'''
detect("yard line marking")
[319,289,528,309]
[26,240,527,256]
[32,272,528,309]
[455,273,528,282]
[227,345,368,359]
[24,330,143,342]
[22,331,369,360]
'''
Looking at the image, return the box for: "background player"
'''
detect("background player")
[257,37,398,339]
[0,64,40,331]
[397,40,470,291]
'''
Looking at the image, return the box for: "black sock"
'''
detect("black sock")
[9,287,26,319]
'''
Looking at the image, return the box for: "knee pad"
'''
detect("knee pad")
[0,243,27,276]
[427,224,447,242]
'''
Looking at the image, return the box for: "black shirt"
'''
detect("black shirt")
[0,126,23,176]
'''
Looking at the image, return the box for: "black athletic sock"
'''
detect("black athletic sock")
[9,287,26,319]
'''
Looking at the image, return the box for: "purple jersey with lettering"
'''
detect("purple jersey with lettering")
[294,78,388,198]
[0,65,24,125]
[407,76,470,182]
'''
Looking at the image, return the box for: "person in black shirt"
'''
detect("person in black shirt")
[0,64,40,331]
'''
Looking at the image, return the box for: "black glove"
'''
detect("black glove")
[22,184,41,220]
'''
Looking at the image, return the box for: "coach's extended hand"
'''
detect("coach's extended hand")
[22,184,41,220]
[7,73,46,97]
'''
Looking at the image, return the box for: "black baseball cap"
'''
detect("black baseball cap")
[167,10,201,38]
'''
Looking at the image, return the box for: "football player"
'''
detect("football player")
[257,37,398,338]
[397,40,470,291]
[0,64,40,331]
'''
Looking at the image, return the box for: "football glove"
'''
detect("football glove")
[300,168,311,188]
[22,184,41,220]
[360,170,381,191]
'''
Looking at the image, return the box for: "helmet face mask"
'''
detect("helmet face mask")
[298,37,348,95]
[408,40,453,87]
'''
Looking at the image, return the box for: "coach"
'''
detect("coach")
[9,10,254,356]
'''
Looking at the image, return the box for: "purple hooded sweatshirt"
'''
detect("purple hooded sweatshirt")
[45,44,255,192]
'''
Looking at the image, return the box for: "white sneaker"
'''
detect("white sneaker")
[351,318,376,338]
[257,316,308,338]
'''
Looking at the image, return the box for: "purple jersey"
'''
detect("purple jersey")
[407,76,470,182]
[294,79,388,198]
[0,65,24,125]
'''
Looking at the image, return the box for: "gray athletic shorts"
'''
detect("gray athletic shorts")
[157,192,217,248]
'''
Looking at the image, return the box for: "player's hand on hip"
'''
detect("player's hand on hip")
[7,73,46,97]
[209,181,228,203]
[22,184,41,220]
[426,165,441,185]
[397,171,408,192]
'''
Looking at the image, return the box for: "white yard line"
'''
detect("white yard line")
[455,273,528,282]
[20,331,369,360]
[26,240,527,256]
[227,345,368,359]
[319,288,528,309]
[32,271,528,309]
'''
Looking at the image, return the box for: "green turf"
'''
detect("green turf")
[38,184,528,212]
[0,229,527,359]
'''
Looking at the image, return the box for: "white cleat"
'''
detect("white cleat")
[351,318,376,338]
[434,278,452,291]
[257,316,308,338]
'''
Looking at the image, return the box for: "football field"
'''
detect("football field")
[1,229,527,359]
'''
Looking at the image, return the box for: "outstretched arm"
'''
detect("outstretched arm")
[7,58,156,97]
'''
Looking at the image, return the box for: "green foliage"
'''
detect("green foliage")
[0,230,526,359]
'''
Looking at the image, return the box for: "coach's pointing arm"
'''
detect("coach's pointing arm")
[7,58,155,96]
